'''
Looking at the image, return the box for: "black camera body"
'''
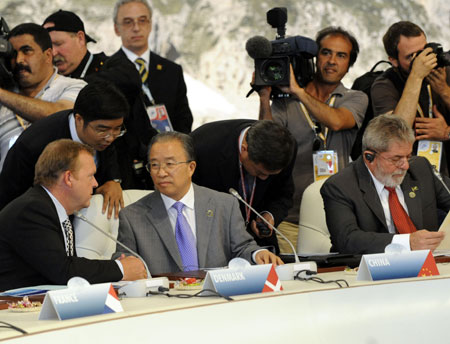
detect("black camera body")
[0,17,15,89]
[425,42,450,68]
[248,7,318,98]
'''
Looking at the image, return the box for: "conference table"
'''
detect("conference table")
[1,262,450,344]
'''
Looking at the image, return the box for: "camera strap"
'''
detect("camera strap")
[299,95,337,149]
[416,84,433,118]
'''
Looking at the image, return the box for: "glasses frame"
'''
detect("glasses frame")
[119,16,151,29]
[146,160,193,173]
[88,123,127,139]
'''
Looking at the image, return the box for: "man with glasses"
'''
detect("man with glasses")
[321,114,450,254]
[114,131,282,274]
[112,0,193,133]
[0,80,127,218]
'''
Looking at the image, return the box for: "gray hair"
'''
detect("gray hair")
[113,0,153,24]
[362,114,415,153]
[148,132,196,161]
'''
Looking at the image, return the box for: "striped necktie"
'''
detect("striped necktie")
[135,57,149,83]
[62,219,75,256]
[172,202,198,271]
[385,187,417,234]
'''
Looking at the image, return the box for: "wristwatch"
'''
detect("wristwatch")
[112,179,122,184]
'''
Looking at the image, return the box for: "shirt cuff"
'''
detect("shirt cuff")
[115,260,125,279]
[391,234,411,251]
[251,249,268,263]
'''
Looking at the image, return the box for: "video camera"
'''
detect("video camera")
[246,7,318,98]
[0,16,15,89]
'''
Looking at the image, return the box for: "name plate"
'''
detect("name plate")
[203,262,282,297]
[357,250,439,281]
[39,281,123,320]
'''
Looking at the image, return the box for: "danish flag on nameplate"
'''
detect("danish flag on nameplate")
[202,259,283,297]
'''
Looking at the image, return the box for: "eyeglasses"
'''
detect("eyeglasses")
[146,160,192,173]
[119,17,150,29]
[376,152,412,167]
[88,123,127,139]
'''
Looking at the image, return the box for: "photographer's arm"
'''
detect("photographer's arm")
[392,47,437,127]
[0,88,73,122]
[281,66,355,130]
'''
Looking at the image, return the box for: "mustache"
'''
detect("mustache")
[53,55,66,63]
[13,64,32,74]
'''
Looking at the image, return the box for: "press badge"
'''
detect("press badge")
[313,150,338,181]
[417,140,442,171]
[146,104,173,132]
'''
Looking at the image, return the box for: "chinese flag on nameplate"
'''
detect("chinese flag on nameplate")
[262,265,283,292]
[418,251,439,277]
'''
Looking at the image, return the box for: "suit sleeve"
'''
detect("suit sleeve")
[0,140,36,210]
[259,145,297,226]
[7,202,122,284]
[96,146,121,184]
[171,64,193,133]
[320,179,394,254]
[228,198,262,262]
[113,209,139,260]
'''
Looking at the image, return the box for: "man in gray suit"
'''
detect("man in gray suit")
[321,114,450,254]
[114,132,282,274]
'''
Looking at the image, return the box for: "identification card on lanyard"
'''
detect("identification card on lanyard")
[416,84,442,170]
[145,104,173,132]
[299,95,339,181]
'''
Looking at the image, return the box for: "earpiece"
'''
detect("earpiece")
[364,151,375,163]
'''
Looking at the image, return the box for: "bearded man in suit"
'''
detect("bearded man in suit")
[114,132,282,274]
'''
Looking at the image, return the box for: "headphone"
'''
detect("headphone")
[364,150,376,163]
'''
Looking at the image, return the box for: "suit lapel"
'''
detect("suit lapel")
[401,173,423,229]
[355,158,389,231]
[145,192,184,270]
[193,184,214,268]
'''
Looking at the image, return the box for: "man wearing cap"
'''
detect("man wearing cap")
[0,23,86,172]
[43,10,108,79]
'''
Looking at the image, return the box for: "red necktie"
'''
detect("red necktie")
[385,187,417,234]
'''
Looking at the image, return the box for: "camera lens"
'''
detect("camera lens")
[261,59,286,83]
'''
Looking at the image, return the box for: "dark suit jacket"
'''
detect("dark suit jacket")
[190,119,296,251]
[0,110,121,210]
[94,50,157,189]
[69,51,108,79]
[321,156,450,254]
[114,184,261,275]
[0,186,122,291]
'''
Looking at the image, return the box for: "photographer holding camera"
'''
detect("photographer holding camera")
[256,26,368,243]
[371,21,450,174]
[0,23,85,171]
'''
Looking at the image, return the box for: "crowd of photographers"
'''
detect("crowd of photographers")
[0,2,450,288]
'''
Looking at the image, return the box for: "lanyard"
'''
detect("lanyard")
[239,161,256,225]
[80,53,94,79]
[416,84,433,118]
[299,95,337,149]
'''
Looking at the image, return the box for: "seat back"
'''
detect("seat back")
[74,189,152,259]
[297,179,331,254]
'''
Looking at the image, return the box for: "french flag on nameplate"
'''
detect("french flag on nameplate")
[104,285,123,314]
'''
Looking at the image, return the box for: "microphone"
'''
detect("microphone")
[73,212,173,297]
[229,188,300,263]
[245,36,272,59]
[74,212,151,279]
[432,166,450,195]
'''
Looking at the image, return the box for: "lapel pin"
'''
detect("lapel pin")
[409,186,418,199]
[206,210,213,217]
[157,64,163,70]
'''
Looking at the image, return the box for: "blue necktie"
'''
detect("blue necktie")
[172,202,198,271]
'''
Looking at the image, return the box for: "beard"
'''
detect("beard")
[373,163,407,187]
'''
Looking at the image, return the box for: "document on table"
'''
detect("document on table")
[436,211,450,250]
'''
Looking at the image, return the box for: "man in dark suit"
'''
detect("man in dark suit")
[43,10,107,79]
[321,114,450,254]
[0,80,127,218]
[190,120,296,253]
[0,139,147,291]
[113,0,193,133]
[114,132,282,274]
